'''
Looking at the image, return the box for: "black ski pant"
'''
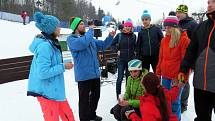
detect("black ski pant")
[110,104,140,121]
[140,55,159,72]
[116,60,130,99]
[181,81,190,107]
[78,78,100,121]
[194,88,215,121]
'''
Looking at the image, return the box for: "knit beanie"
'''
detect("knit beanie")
[70,17,83,31]
[141,10,151,20]
[168,11,176,16]
[176,4,188,14]
[128,59,142,71]
[123,21,133,27]
[163,16,179,27]
[34,12,60,35]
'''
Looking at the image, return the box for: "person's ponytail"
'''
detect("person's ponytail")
[156,86,169,121]
[142,72,170,121]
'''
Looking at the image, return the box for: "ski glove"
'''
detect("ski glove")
[178,72,186,83]
[125,109,135,119]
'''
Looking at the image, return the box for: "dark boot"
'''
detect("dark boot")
[181,104,187,113]
[90,115,102,121]
[111,104,121,120]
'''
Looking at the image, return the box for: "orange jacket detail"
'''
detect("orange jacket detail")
[156,31,190,80]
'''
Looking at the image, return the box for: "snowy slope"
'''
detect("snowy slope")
[0,19,214,121]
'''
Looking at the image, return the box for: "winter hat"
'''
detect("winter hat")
[70,17,83,31]
[163,16,179,27]
[128,59,142,71]
[176,4,188,14]
[168,11,176,16]
[34,12,60,35]
[142,72,161,95]
[123,21,133,27]
[141,10,151,20]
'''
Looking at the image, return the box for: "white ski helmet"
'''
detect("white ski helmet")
[128,59,142,71]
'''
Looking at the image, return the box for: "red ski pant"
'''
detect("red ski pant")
[37,97,75,121]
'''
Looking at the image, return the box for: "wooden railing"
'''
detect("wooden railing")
[0,55,33,84]
[0,49,118,84]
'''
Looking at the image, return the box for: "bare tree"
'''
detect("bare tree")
[192,7,207,23]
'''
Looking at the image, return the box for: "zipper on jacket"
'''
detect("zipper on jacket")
[127,35,130,60]
[89,43,98,75]
[130,78,140,99]
[147,29,152,56]
[203,21,215,90]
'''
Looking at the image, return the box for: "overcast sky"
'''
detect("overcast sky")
[89,0,207,24]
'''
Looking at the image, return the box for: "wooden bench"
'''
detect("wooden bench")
[0,49,118,84]
[0,55,33,84]
[98,49,118,77]
[98,49,118,66]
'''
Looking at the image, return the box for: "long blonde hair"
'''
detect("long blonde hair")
[169,27,181,48]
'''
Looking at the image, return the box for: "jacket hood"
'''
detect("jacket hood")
[207,11,215,21]
[29,34,46,53]
[129,69,148,82]
[180,16,195,23]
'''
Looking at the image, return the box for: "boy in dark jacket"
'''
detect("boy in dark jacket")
[136,10,163,72]
[176,4,198,112]
[178,0,215,120]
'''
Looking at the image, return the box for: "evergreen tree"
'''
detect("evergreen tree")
[97,7,105,20]
[0,0,117,27]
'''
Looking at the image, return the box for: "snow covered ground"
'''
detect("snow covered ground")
[0,19,214,121]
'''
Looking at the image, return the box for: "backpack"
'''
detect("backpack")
[117,33,136,50]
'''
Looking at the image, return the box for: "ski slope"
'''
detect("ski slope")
[0,19,214,121]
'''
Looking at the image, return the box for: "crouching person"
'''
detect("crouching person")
[110,59,148,121]
[125,72,180,121]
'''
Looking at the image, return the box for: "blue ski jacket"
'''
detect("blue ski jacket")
[28,35,66,101]
[67,28,113,82]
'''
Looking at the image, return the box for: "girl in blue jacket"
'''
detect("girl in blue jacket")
[27,12,75,121]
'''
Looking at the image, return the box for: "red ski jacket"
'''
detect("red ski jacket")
[129,86,179,121]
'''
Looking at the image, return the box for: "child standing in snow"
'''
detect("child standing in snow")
[111,20,137,99]
[110,59,148,121]
[27,12,75,121]
[156,15,190,120]
[125,72,180,121]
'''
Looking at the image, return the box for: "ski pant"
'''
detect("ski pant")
[78,78,100,121]
[140,55,158,73]
[37,97,75,121]
[194,88,215,121]
[116,60,130,99]
[22,18,26,25]
[110,104,140,121]
[162,78,183,121]
[181,81,190,107]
